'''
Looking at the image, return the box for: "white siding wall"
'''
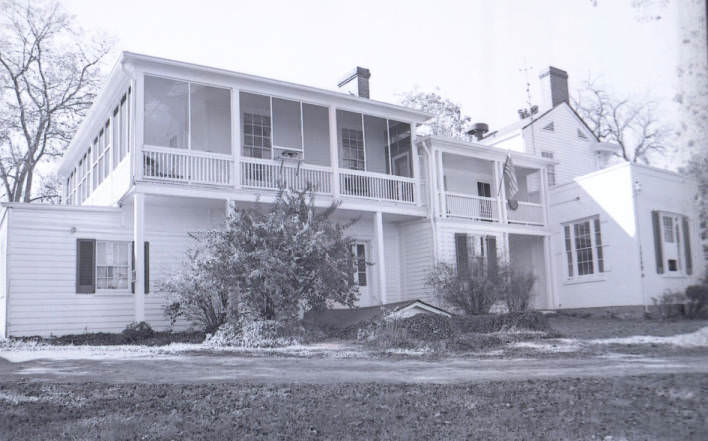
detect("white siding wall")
[633,165,704,301]
[522,105,599,186]
[398,220,435,304]
[549,164,642,308]
[0,209,8,338]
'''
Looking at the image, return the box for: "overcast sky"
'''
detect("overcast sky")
[62,0,699,152]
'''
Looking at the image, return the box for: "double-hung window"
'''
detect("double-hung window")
[541,151,556,186]
[562,216,607,279]
[652,211,693,275]
[76,239,149,294]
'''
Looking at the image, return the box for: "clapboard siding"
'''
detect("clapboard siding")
[398,220,435,304]
[0,209,8,338]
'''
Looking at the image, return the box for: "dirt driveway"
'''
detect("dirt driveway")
[1,350,707,384]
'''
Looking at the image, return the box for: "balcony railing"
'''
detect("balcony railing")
[240,157,333,194]
[507,201,545,226]
[339,169,416,204]
[143,146,233,186]
[445,192,499,221]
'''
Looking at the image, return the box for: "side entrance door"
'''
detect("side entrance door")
[477,181,493,220]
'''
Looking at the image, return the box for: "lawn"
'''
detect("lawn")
[549,315,708,339]
[0,374,705,440]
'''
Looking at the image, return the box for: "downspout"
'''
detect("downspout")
[419,139,439,263]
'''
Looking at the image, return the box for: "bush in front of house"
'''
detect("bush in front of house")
[121,321,154,343]
[652,290,689,319]
[163,186,360,334]
[206,319,307,348]
[685,284,708,318]
[425,262,536,315]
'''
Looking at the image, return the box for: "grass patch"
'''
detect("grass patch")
[11,330,205,347]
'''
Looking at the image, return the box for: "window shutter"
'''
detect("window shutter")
[651,211,664,274]
[76,239,96,293]
[454,233,469,279]
[682,216,693,275]
[131,241,150,293]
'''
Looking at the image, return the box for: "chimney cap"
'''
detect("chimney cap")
[337,66,371,88]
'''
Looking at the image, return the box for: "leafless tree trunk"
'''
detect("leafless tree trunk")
[573,81,671,165]
[0,0,111,203]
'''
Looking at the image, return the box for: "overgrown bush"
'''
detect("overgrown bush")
[652,291,688,319]
[206,320,304,348]
[425,262,536,314]
[163,186,359,331]
[121,321,154,343]
[685,284,708,318]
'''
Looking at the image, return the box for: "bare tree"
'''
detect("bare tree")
[0,0,111,203]
[399,89,471,139]
[573,81,671,164]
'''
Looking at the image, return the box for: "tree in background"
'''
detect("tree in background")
[573,81,672,164]
[399,89,471,139]
[0,0,111,203]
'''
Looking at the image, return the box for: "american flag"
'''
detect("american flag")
[503,152,518,198]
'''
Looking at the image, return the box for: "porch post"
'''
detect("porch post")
[232,88,241,189]
[493,160,504,223]
[328,106,340,196]
[540,167,549,226]
[436,150,446,217]
[375,211,387,304]
[497,160,509,224]
[133,74,143,181]
[411,130,422,207]
[133,192,145,322]
[543,235,557,309]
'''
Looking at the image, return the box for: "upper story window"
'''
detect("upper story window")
[541,151,556,186]
[239,92,330,166]
[144,76,231,154]
[577,128,588,140]
[336,110,412,176]
[653,211,693,275]
[542,121,554,132]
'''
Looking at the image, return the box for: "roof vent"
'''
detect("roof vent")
[467,122,489,141]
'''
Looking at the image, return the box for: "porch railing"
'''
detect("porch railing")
[143,146,233,186]
[240,157,333,194]
[507,201,545,226]
[445,192,499,221]
[338,169,416,204]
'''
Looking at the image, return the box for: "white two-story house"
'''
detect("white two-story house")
[484,66,705,312]
[0,53,554,337]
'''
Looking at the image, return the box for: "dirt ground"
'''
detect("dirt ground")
[548,315,708,339]
[0,374,706,441]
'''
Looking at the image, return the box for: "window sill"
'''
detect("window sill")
[77,290,133,297]
[563,276,607,286]
[661,274,689,279]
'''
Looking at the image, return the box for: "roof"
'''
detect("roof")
[59,51,433,176]
[421,135,556,167]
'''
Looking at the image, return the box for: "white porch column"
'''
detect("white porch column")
[540,167,550,226]
[328,106,340,196]
[133,192,145,322]
[132,74,143,181]
[374,211,387,304]
[411,130,422,207]
[232,88,241,189]
[436,150,446,217]
[493,160,504,223]
[543,235,557,309]
[497,161,509,224]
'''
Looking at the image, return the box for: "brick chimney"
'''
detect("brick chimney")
[337,66,371,98]
[539,66,569,110]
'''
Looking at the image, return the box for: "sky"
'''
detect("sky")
[61,0,702,163]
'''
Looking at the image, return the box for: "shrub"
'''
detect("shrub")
[652,290,688,319]
[121,322,154,343]
[163,186,359,331]
[452,312,551,334]
[685,284,708,318]
[206,320,304,348]
[425,262,536,314]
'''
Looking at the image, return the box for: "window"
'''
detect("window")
[388,120,412,177]
[563,216,607,278]
[272,97,302,151]
[541,151,556,186]
[342,128,365,170]
[103,121,111,179]
[76,239,150,294]
[190,84,231,154]
[302,103,330,166]
[653,211,692,275]
[577,128,588,140]
[542,121,554,131]
[240,92,272,159]
[144,76,189,149]
[353,243,367,286]
[96,241,130,290]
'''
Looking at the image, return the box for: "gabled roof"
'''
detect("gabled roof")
[520,101,600,142]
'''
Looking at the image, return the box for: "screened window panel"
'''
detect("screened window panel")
[112,108,120,169]
[272,98,302,150]
[573,221,594,276]
[96,241,130,290]
[302,103,330,166]
[388,120,412,177]
[564,225,573,277]
[190,84,231,154]
[663,216,674,243]
[144,76,188,149]
[337,110,365,170]
[240,92,271,158]
[594,218,604,273]
[120,96,128,159]
[363,115,388,173]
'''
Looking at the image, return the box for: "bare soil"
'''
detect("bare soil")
[0,374,705,441]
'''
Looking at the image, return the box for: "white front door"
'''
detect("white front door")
[353,242,370,305]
